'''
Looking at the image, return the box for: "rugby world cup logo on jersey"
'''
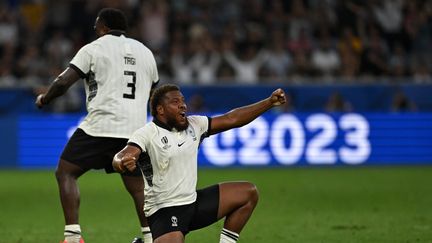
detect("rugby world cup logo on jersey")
[161,136,171,149]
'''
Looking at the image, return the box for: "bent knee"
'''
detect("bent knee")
[245,182,259,205]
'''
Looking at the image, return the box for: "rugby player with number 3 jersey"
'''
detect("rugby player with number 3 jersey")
[35,8,157,243]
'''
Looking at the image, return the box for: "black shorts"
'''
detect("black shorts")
[60,128,141,176]
[148,184,220,239]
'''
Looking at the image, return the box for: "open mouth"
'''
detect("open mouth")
[179,111,186,122]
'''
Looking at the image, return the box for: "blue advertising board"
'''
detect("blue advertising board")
[15,113,432,168]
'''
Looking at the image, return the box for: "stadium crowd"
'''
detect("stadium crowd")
[0,0,431,88]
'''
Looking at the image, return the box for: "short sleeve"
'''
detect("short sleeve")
[128,127,148,152]
[69,44,92,79]
[188,115,211,137]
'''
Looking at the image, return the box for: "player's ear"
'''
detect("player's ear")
[98,25,110,36]
[94,19,110,36]
[102,25,110,33]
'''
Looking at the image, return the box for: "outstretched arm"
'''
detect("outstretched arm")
[35,67,81,108]
[112,144,142,173]
[209,88,286,135]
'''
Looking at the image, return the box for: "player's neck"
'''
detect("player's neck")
[153,117,174,131]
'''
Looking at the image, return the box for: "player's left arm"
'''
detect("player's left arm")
[35,67,81,108]
[209,88,286,135]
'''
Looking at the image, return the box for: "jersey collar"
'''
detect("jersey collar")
[107,30,125,36]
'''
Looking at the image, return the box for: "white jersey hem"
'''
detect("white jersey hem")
[144,197,197,217]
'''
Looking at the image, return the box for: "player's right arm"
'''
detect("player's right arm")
[35,67,81,108]
[112,145,141,173]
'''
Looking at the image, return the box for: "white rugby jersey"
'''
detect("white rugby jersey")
[128,115,210,216]
[70,32,159,138]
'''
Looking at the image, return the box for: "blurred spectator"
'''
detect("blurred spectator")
[409,10,432,67]
[403,1,431,55]
[262,30,292,81]
[45,30,73,66]
[309,0,338,32]
[388,42,409,78]
[223,44,267,84]
[339,47,361,81]
[264,0,289,30]
[391,89,417,112]
[16,44,47,87]
[217,62,235,83]
[139,0,169,51]
[43,0,72,32]
[403,0,420,45]
[0,40,16,75]
[338,27,363,55]
[311,31,341,77]
[338,27,362,81]
[371,0,404,50]
[287,27,312,54]
[0,6,18,45]
[170,37,195,84]
[19,1,46,36]
[360,25,390,77]
[0,65,17,88]
[291,50,315,81]
[336,0,368,35]
[325,91,353,112]
[288,0,312,42]
[411,58,432,84]
[190,28,221,85]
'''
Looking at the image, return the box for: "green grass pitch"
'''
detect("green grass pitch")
[1,166,432,242]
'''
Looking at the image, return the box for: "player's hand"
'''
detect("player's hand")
[113,154,137,173]
[35,94,46,109]
[112,156,125,173]
[120,154,137,172]
[113,147,141,173]
[269,88,286,106]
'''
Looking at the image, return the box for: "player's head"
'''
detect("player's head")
[150,84,189,131]
[94,8,128,37]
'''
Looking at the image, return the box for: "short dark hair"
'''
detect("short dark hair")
[150,84,180,117]
[97,8,128,31]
